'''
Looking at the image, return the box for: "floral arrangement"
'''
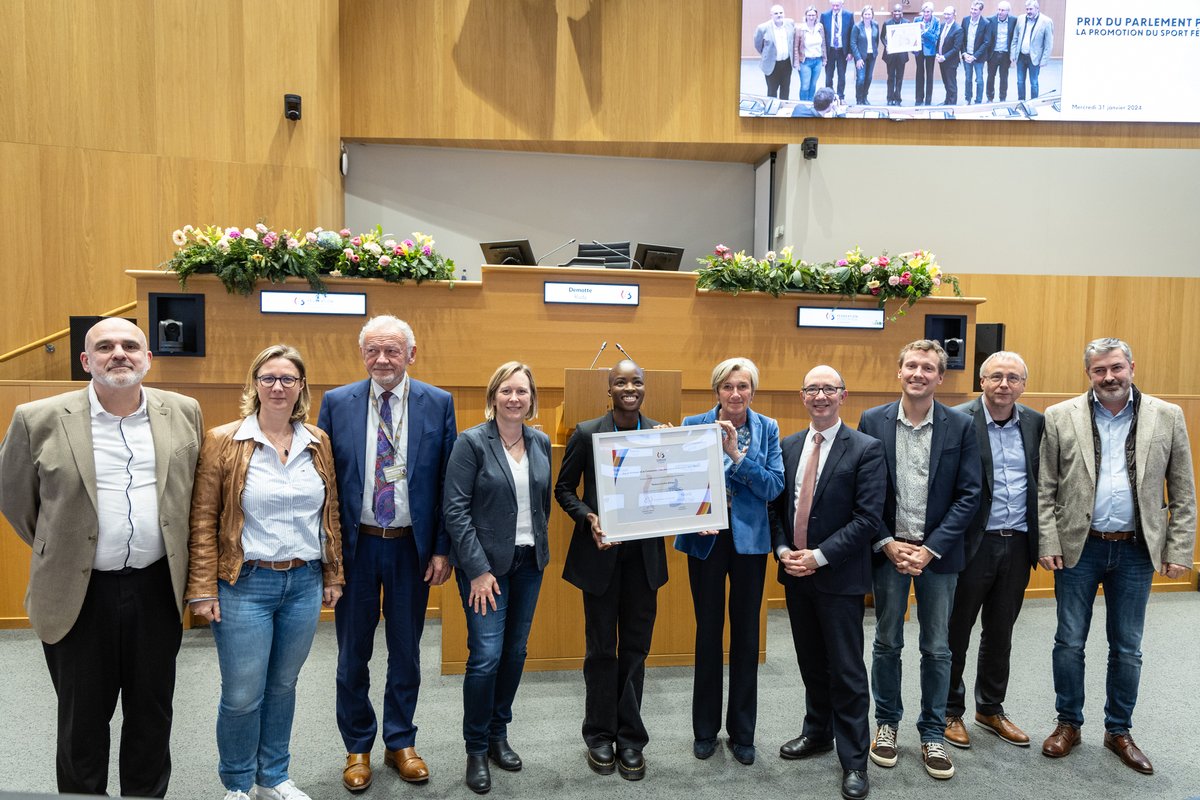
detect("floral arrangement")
[696,244,960,317]
[164,224,456,296]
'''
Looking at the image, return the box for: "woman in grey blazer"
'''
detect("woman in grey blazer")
[443,362,552,794]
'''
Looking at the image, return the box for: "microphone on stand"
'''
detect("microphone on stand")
[536,237,578,265]
[590,240,642,269]
[614,343,635,363]
[587,341,609,370]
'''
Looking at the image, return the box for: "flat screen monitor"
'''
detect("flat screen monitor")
[633,243,684,271]
[576,241,632,268]
[480,240,536,266]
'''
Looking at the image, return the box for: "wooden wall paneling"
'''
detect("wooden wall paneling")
[0,2,31,144]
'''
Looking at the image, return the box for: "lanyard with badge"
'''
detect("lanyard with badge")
[378,381,410,481]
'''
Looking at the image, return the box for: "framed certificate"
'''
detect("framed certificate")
[887,22,921,53]
[591,423,729,542]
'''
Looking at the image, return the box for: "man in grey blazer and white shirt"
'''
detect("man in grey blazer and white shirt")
[0,317,203,798]
[1011,0,1053,100]
[754,5,797,99]
[1038,337,1195,776]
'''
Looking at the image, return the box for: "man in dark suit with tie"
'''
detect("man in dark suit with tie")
[935,6,963,105]
[820,0,855,102]
[555,360,668,781]
[857,339,981,781]
[880,4,910,106]
[987,1,1018,101]
[771,365,883,800]
[944,351,1043,751]
[960,0,993,103]
[318,315,458,791]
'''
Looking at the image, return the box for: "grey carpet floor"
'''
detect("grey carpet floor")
[1,594,1198,799]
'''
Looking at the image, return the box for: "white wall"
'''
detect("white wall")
[344,145,755,280]
[780,144,1200,276]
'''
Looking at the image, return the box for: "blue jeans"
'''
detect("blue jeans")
[963,59,985,103]
[456,547,544,754]
[1016,54,1040,99]
[871,558,958,742]
[211,561,322,792]
[1051,536,1153,734]
[799,57,823,101]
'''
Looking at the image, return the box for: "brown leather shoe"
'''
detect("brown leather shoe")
[343,753,372,792]
[1041,722,1081,758]
[1104,732,1153,775]
[975,712,1031,746]
[944,716,970,749]
[385,747,431,783]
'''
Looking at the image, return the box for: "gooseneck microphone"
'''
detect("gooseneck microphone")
[590,240,642,269]
[536,237,578,265]
[614,343,635,363]
[588,341,609,370]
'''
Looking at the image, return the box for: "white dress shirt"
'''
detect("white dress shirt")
[89,383,163,571]
[360,376,413,528]
[778,420,842,567]
[235,415,324,562]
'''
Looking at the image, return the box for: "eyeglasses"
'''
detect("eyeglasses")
[802,385,845,397]
[982,373,1025,385]
[257,375,301,388]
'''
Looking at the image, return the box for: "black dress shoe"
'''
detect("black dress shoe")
[693,738,718,760]
[617,748,645,781]
[780,735,835,760]
[842,769,869,800]
[465,754,491,794]
[586,743,616,775]
[488,739,522,771]
[726,739,756,765]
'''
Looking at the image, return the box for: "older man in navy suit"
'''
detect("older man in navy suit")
[820,0,855,101]
[771,365,884,800]
[858,339,981,782]
[318,315,457,792]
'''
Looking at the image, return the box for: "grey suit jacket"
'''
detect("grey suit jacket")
[755,19,797,73]
[1011,13,1053,66]
[0,386,203,643]
[443,420,552,580]
[1039,390,1196,570]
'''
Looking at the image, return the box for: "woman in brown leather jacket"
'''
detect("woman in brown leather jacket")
[186,344,344,800]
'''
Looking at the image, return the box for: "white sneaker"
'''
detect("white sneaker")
[253,780,312,800]
[224,792,252,800]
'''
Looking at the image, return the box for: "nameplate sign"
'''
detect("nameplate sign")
[797,306,885,330]
[260,290,367,316]
[544,282,640,307]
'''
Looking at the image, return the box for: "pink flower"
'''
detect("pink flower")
[421,245,432,256]
[933,277,941,286]
[860,265,872,274]
[878,255,890,266]
[226,228,241,239]
[343,248,354,257]
[262,233,277,248]
[393,246,403,256]
[899,271,912,286]
[888,275,900,286]
[870,257,879,267]
[350,236,362,247]
[286,237,300,249]
[349,253,360,263]
[255,223,268,234]
[837,259,848,267]
[402,239,415,250]
[870,287,881,296]
[379,255,391,267]
[722,252,733,261]
[339,228,351,237]
[306,231,318,243]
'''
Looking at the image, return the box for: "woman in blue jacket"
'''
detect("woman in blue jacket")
[676,357,784,765]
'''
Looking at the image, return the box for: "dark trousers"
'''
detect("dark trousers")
[335,533,430,752]
[884,56,906,104]
[42,558,181,798]
[915,54,936,104]
[986,53,1011,101]
[764,58,793,100]
[825,47,849,98]
[940,57,959,105]
[946,531,1031,718]
[855,54,876,104]
[784,578,870,771]
[686,529,767,746]
[581,540,658,752]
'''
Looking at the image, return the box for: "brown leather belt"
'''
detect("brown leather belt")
[1089,529,1134,541]
[245,558,307,571]
[360,524,413,539]
[894,536,924,545]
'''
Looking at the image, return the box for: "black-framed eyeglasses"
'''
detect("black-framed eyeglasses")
[257,375,301,388]
[802,385,845,397]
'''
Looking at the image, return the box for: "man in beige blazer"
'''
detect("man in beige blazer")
[1037,337,1195,776]
[0,317,203,798]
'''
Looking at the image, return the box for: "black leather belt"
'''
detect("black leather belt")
[985,529,1026,537]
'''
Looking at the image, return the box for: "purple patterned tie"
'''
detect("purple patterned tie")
[373,390,396,526]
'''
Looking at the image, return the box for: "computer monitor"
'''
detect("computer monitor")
[632,243,684,272]
[576,241,632,269]
[480,240,536,266]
